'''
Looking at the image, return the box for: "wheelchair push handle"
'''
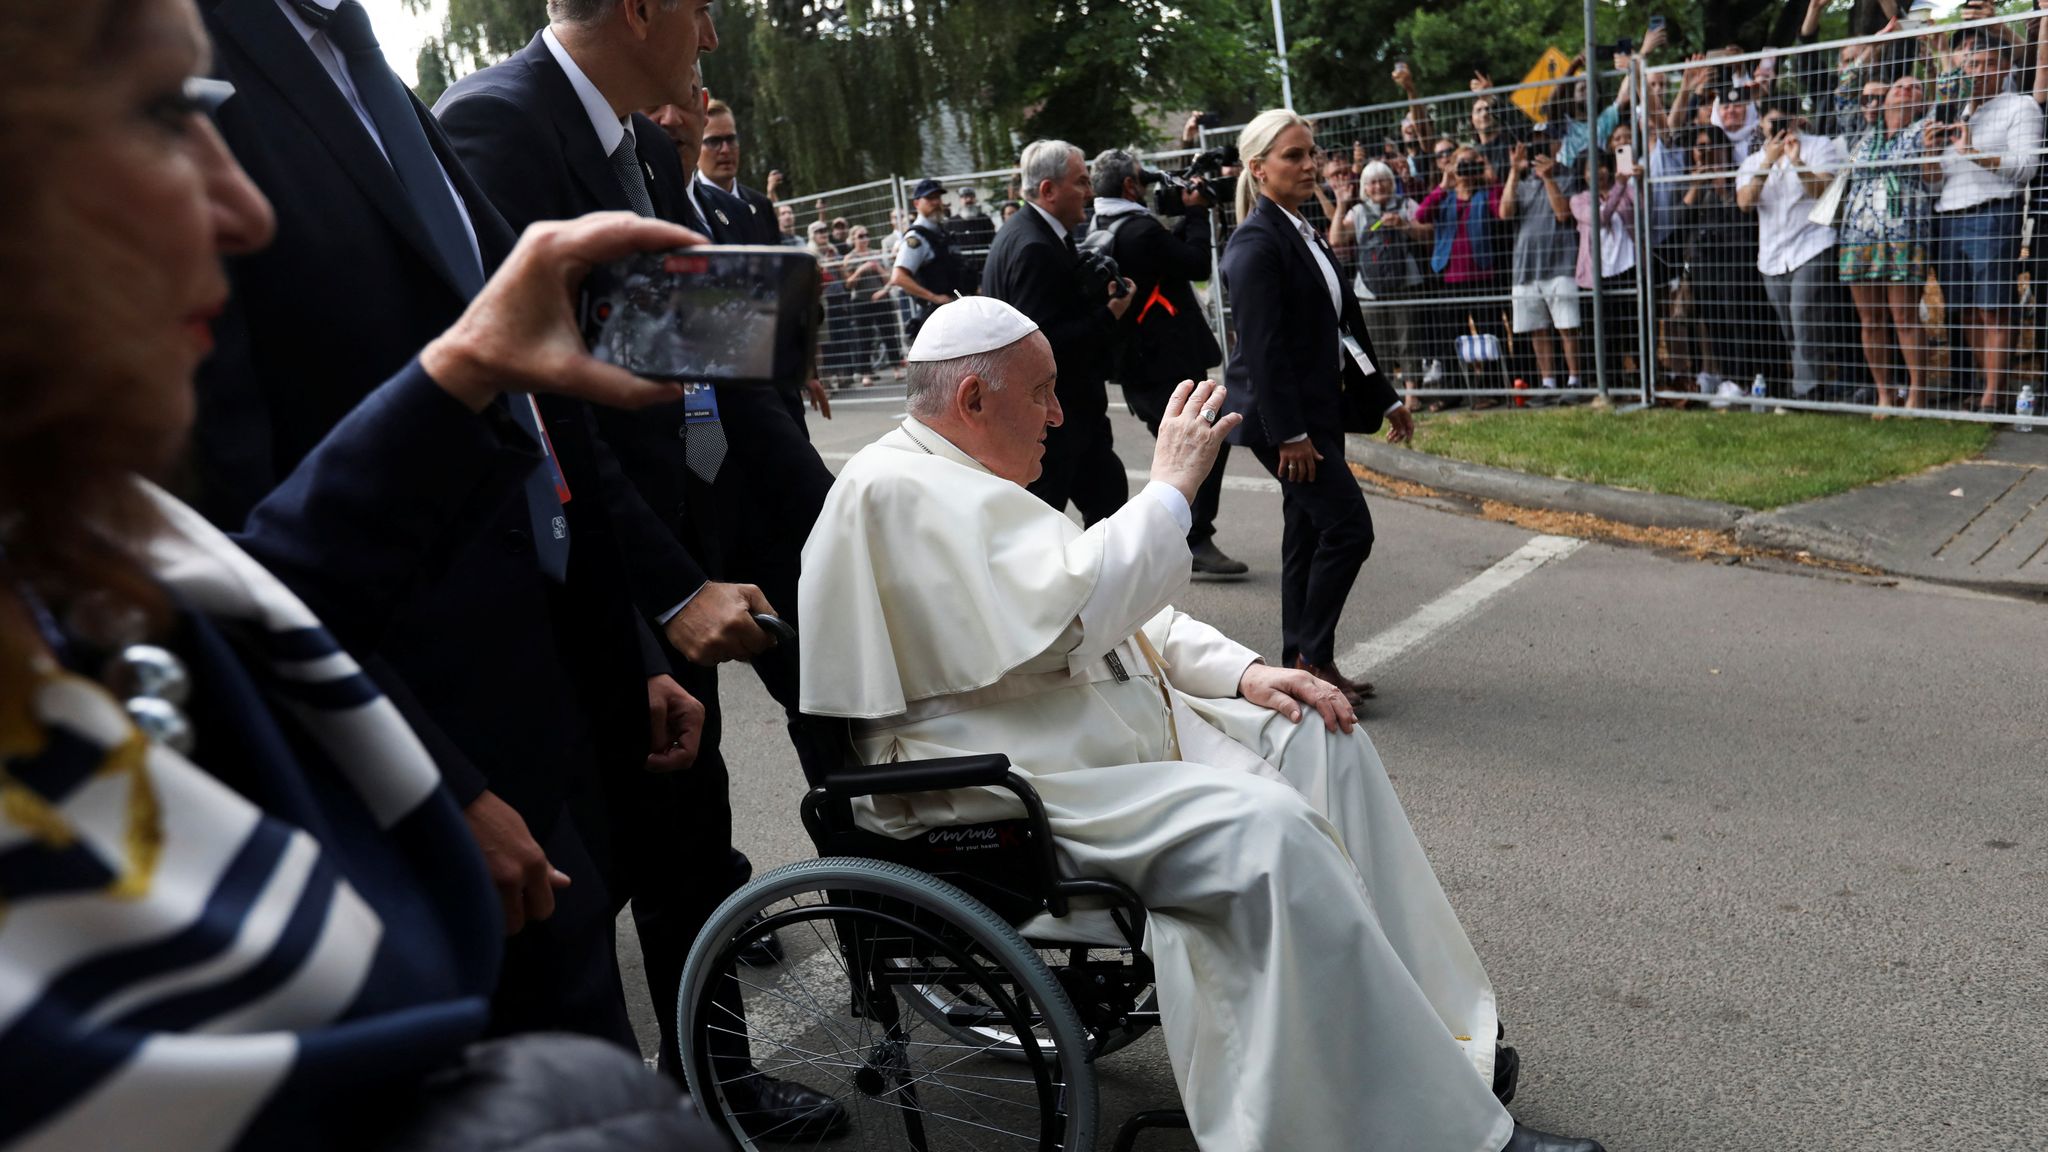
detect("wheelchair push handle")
[752,612,798,648]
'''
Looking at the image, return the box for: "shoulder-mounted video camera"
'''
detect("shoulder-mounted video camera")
[1141,145,1241,218]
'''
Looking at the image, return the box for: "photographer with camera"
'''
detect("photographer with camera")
[982,140,1137,525]
[1085,149,1245,578]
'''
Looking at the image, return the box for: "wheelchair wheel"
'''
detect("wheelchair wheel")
[681,857,1098,1151]
[892,954,1156,1062]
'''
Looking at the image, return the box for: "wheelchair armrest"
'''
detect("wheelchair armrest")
[819,753,1013,797]
[808,756,1072,919]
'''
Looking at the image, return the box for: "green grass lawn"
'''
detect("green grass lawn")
[1405,406,1995,510]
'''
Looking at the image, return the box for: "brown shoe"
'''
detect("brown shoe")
[1295,658,1376,704]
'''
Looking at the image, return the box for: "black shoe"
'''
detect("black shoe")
[734,912,784,968]
[724,1073,850,1142]
[1190,539,1249,579]
[1502,1122,1605,1152]
[1493,1044,1520,1106]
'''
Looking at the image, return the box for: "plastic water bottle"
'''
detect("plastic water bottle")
[1512,378,1529,408]
[2018,385,2036,432]
[1750,373,1768,414]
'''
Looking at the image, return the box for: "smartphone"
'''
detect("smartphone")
[1616,144,1636,177]
[1196,111,1222,129]
[1647,14,1666,33]
[581,246,822,387]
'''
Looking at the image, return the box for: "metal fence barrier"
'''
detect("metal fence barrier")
[1200,72,1631,408]
[772,11,2048,426]
[1639,10,2046,425]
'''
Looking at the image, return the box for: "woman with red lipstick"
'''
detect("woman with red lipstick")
[0,2,721,1149]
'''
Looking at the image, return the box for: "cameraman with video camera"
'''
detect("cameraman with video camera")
[982,140,1137,524]
[1084,148,1246,577]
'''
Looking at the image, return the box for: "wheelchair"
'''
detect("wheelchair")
[676,619,1190,1151]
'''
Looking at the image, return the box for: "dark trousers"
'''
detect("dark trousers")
[1250,431,1374,667]
[1122,380,1230,545]
[488,810,638,1051]
[607,662,751,1088]
[1029,406,1129,526]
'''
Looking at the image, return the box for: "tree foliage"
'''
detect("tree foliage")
[404,0,1962,195]
[406,0,1271,194]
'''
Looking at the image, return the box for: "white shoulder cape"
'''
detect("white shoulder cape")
[798,420,1108,718]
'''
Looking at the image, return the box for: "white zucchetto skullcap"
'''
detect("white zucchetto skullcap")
[906,296,1041,362]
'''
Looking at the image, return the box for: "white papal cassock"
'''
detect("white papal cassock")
[798,416,1516,1152]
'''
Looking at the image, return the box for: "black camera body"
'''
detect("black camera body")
[1075,245,1129,301]
[1148,145,1240,218]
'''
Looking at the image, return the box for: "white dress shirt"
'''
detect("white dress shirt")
[687,173,717,231]
[1276,201,1401,426]
[1028,200,1071,241]
[1937,90,2044,213]
[275,0,481,267]
[540,27,632,157]
[1737,134,1845,276]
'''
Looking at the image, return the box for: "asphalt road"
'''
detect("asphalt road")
[620,391,2048,1152]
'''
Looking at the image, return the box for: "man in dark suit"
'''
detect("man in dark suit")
[435,5,846,1138]
[697,97,779,244]
[980,139,1136,525]
[653,87,830,432]
[1086,148,1247,579]
[193,0,709,1053]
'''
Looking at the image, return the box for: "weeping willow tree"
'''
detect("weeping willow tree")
[408,0,1272,194]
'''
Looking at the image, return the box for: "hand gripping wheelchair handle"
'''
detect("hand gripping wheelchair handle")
[751,612,799,647]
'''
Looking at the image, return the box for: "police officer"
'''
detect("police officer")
[884,178,964,339]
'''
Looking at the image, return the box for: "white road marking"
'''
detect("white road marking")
[1339,534,1583,675]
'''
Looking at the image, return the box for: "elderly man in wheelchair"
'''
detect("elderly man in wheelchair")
[675,298,1606,1152]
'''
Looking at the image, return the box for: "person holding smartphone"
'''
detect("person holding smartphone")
[1738,98,1848,404]
[1332,160,1431,399]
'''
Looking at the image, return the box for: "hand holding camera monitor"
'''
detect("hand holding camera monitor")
[580,245,821,387]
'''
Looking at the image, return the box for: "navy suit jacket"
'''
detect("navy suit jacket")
[196,0,665,830]
[437,33,830,621]
[727,181,781,245]
[979,205,1117,423]
[1220,196,1398,448]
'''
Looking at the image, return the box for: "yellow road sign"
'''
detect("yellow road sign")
[1512,46,1576,124]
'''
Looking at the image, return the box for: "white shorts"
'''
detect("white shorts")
[1511,276,1581,334]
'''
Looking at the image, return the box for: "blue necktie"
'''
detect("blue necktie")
[323,1,571,580]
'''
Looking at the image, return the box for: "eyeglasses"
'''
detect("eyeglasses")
[702,133,738,150]
[1433,148,1456,159]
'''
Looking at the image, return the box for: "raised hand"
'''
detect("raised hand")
[420,213,698,412]
[1151,379,1243,504]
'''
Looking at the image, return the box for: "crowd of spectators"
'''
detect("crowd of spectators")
[1282,1,2048,419]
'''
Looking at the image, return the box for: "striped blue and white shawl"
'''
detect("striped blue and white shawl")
[0,482,496,1151]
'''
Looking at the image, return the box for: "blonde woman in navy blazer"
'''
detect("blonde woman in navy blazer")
[1221,108,1416,706]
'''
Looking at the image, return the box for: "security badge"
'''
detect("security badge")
[682,381,721,425]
